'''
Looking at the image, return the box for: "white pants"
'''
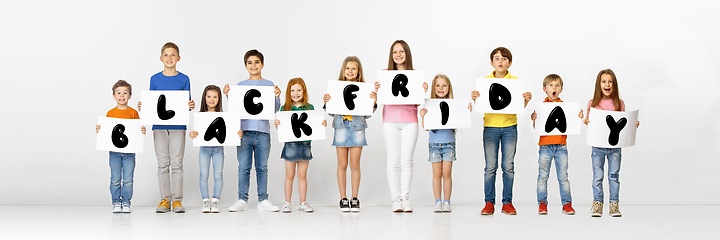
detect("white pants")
[383,122,418,201]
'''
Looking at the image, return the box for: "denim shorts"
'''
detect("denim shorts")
[332,120,368,147]
[281,141,313,161]
[428,142,456,162]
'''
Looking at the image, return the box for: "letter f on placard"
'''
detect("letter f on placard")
[606,115,627,146]
[343,84,359,110]
[291,112,313,138]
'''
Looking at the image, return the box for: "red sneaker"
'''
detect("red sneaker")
[480,202,494,215]
[502,203,517,215]
[538,202,548,215]
[562,203,575,215]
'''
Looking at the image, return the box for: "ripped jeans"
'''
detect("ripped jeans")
[591,147,621,203]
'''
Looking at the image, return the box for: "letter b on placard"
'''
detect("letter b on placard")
[290,112,313,138]
[488,83,512,110]
[343,84,359,110]
[244,89,263,115]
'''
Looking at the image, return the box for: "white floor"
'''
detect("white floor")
[0,204,717,239]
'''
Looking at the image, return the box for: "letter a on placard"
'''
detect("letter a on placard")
[343,84,359,110]
[112,124,129,148]
[244,89,264,115]
[291,112,313,138]
[204,117,227,144]
[157,94,176,120]
[606,115,627,146]
[488,83,512,110]
[392,74,410,97]
[545,106,567,133]
[440,101,450,125]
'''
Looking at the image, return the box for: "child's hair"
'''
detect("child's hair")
[490,47,512,62]
[387,40,414,70]
[543,74,563,87]
[338,56,365,82]
[244,49,264,65]
[430,74,453,99]
[161,42,179,55]
[282,77,310,111]
[591,69,622,111]
[112,80,132,95]
[200,85,223,112]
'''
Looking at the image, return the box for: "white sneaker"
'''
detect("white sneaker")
[400,199,413,212]
[392,200,404,212]
[257,200,280,212]
[282,201,292,213]
[122,202,131,213]
[202,199,211,213]
[442,201,452,212]
[210,198,220,213]
[229,199,249,212]
[434,201,442,213]
[299,202,314,212]
[112,203,122,213]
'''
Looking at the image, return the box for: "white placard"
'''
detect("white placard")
[140,90,190,125]
[586,109,639,148]
[325,81,375,116]
[192,112,242,146]
[533,102,582,136]
[96,117,144,153]
[422,99,472,130]
[228,85,276,120]
[474,78,526,114]
[276,110,327,143]
[376,70,426,105]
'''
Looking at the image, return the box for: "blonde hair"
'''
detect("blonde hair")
[542,74,563,87]
[282,77,310,111]
[338,56,364,82]
[430,74,454,99]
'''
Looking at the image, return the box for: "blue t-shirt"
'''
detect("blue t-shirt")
[149,71,191,130]
[428,129,455,144]
[235,79,281,133]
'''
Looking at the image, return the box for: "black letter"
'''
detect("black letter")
[392,74,410,97]
[290,112,313,138]
[488,83,512,110]
[440,101,450,125]
[157,94,176,120]
[545,106,567,133]
[204,117,227,144]
[111,124,129,148]
[244,89,263,115]
[606,115,627,146]
[343,84,359,110]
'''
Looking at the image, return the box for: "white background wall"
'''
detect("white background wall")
[1,0,718,207]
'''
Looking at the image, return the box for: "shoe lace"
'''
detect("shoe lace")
[158,199,169,208]
[592,202,601,212]
[172,200,183,208]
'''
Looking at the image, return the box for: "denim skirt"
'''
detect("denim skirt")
[281,141,313,161]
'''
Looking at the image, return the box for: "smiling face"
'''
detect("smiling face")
[392,43,406,67]
[344,61,359,81]
[205,89,219,111]
[490,52,512,76]
[290,83,304,105]
[600,73,614,98]
[245,56,264,77]
[543,80,563,101]
[160,47,180,69]
[113,86,131,108]
[434,77,450,98]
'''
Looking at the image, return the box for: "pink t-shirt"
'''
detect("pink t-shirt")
[382,104,418,123]
[587,98,625,111]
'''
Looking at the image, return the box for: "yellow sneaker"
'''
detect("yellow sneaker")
[172,200,185,213]
[156,198,170,213]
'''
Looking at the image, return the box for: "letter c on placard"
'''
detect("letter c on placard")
[545,106,567,133]
[157,94,176,120]
[204,117,227,144]
[439,101,450,125]
[606,115,627,146]
[111,124,129,148]
[488,83,512,110]
[244,89,263,115]
[392,74,410,97]
[290,112,313,138]
[343,84,359,110]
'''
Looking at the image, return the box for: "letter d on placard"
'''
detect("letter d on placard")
[488,83,512,110]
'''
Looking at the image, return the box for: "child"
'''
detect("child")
[323,56,377,212]
[274,77,327,213]
[471,47,532,215]
[419,74,471,213]
[529,74,582,215]
[139,42,195,213]
[583,69,639,217]
[224,49,282,212]
[188,85,243,213]
[96,80,146,213]
[373,40,427,212]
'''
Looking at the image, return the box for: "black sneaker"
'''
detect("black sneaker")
[350,197,360,212]
[340,198,350,212]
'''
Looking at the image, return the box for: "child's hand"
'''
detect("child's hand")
[274,85,281,98]
[96,124,100,133]
[419,108,428,117]
[471,91,480,101]
[422,82,428,93]
[578,110,584,119]
[137,102,142,111]
[188,100,195,110]
[238,130,243,137]
[141,126,146,135]
[189,131,198,139]
[468,103,473,111]
[523,92,532,107]
[583,118,589,125]
[274,119,280,129]
[374,81,380,92]
[370,91,377,104]
[323,94,331,103]
[531,111,537,121]
[636,121,640,128]
[223,84,230,96]
[322,119,327,127]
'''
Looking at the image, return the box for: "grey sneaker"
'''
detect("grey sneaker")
[156,198,170,213]
[202,199,211,213]
[122,202,131,213]
[591,201,603,217]
[112,203,122,213]
[609,202,622,217]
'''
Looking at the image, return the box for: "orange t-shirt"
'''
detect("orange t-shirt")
[106,107,140,119]
[537,98,567,146]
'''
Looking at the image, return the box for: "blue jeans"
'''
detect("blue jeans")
[537,144,572,205]
[109,151,135,204]
[199,146,224,200]
[591,147,621,203]
[237,131,270,202]
[483,125,517,205]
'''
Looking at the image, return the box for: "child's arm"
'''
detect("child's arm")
[523,92,532,108]
[419,108,428,131]
[141,126,146,135]
[96,124,100,133]
[274,119,280,129]
[238,130,243,137]
[471,91,480,102]
[274,85,281,112]
[322,119,327,127]
[189,131,198,139]
[223,84,230,96]
[188,100,195,110]
[531,111,536,129]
